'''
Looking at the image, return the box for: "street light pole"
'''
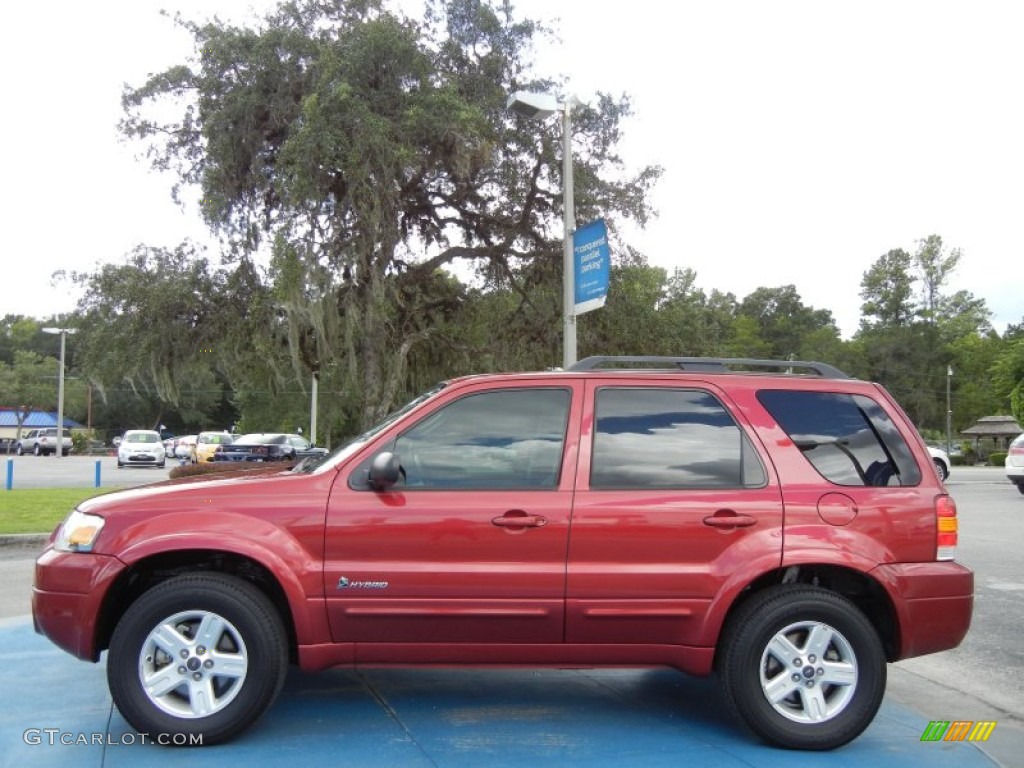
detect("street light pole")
[310,371,318,446]
[507,90,578,368]
[946,365,953,454]
[42,327,77,459]
[560,101,576,368]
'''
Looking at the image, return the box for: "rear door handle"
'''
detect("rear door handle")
[492,512,549,529]
[702,511,757,529]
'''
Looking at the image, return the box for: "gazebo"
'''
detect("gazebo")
[960,415,1023,457]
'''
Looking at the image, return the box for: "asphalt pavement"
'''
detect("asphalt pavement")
[2,454,176,490]
[0,614,1002,768]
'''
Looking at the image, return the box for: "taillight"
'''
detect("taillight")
[1010,443,1024,457]
[936,494,958,561]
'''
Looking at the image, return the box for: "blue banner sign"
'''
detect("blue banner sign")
[573,218,610,315]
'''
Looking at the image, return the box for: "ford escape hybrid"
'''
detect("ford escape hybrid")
[33,356,973,750]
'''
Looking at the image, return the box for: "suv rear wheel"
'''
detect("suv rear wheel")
[720,585,886,750]
[107,573,288,745]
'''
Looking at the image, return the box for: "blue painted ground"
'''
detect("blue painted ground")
[0,619,996,768]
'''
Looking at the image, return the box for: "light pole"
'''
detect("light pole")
[946,365,953,454]
[42,327,77,459]
[507,90,578,368]
[310,370,318,446]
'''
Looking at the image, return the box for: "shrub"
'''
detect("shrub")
[988,452,1008,466]
[169,460,299,481]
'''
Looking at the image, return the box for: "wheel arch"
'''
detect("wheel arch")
[95,550,302,663]
[710,563,900,670]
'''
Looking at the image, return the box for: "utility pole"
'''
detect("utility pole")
[946,366,953,454]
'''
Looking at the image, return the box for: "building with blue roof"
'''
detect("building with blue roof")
[0,408,85,443]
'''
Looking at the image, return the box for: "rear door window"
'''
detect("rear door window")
[757,390,922,486]
[590,387,766,489]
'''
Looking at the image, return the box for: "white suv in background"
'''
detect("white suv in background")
[1006,433,1024,494]
[15,428,73,456]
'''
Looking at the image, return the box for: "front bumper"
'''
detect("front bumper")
[32,548,126,661]
[119,452,163,465]
[871,561,974,660]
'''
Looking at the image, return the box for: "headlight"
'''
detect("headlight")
[55,510,105,553]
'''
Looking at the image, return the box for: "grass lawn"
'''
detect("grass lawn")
[0,488,119,535]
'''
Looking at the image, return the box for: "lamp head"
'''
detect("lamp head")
[506,91,559,120]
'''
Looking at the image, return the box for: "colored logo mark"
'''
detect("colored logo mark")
[920,720,996,742]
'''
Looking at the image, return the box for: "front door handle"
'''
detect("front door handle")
[702,511,757,529]
[492,511,548,529]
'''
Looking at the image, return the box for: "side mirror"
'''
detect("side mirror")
[368,452,401,490]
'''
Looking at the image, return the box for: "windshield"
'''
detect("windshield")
[231,434,285,445]
[294,383,447,475]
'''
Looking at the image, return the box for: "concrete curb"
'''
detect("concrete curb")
[0,534,49,551]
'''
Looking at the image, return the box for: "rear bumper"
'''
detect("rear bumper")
[871,561,973,659]
[32,548,125,661]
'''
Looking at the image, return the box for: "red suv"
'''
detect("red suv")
[32,357,973,750]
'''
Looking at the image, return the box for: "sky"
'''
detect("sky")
[2,0,1021,339]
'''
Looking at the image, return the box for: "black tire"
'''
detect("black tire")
[933,458,949,481]
[719,585,886,750]
[33,444,41,456]
[107,573,288,746]
[1016,483,1024,496]
[15,444,24,456]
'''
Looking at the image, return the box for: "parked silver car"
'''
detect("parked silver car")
[14,428,72,456]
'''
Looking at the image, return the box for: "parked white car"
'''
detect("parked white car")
[1005,433,1024,494]
[927,445,951,481]
[170,434,198,459]
[117,430,166,469]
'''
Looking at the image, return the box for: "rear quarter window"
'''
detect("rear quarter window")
[757,389,922,486]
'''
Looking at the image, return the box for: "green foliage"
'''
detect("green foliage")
[988,451,1008,466]
[853,235,996,432]
[70,243,267,432]
[167,460,299,481]
[1,4,1002,442]
[119,0,661,429]
[992,336,1024,424]
[0,350,67,437]
[860,249,913,327]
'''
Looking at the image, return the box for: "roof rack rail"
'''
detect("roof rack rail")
[569,356,849,379]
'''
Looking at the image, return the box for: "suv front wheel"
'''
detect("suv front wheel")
[720,585,886,750]
[107,573,288,746]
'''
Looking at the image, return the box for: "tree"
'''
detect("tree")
[854,235,991,432]
[859,249,914,327]
[993,336,1024,424]
[120,0,661,429]
[0,351,59,444]
[735,285,838,359]
[913,234,961,322]
[71,244,264,428]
